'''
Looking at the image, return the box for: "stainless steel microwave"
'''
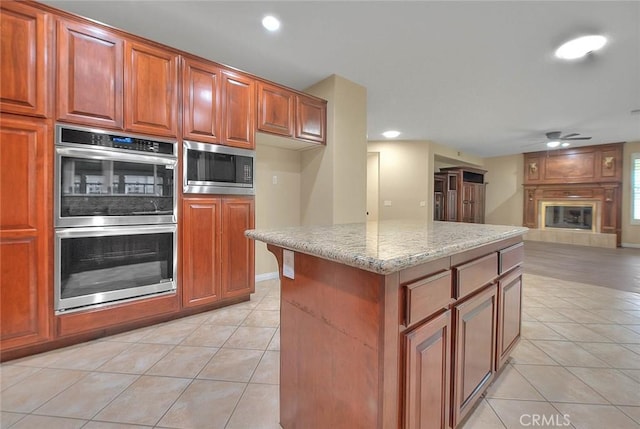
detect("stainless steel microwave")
[183,141,255,195]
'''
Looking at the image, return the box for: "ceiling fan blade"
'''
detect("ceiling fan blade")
[563,136,592,140]
[546,131,561,139]
[560,133,580,139]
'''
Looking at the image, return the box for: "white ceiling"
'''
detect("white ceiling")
[43,0,640,157]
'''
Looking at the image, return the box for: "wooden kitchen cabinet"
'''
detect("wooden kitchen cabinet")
[436,167,486,224]
[452,283,497,427]
[56,18,124,129]
[0,1,50,117]
[182,57,222,144]
[295,94,326,144]
[404,310,452,429]
[221,70,255,149]
[0,115,52,353]
[182,198,222,307]
[124,40,179,137]
[496,268,522,371]
[182,196,255,307]
[257,81,294,137]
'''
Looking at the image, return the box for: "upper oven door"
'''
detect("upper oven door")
[183,141,255,195]
[55,146,177,227]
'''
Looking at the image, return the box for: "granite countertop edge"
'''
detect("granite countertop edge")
[246,223,528,275]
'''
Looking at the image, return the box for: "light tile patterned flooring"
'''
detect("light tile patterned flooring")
[1,274,640,428]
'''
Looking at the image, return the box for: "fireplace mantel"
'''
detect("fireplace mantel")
[523,143,623,246]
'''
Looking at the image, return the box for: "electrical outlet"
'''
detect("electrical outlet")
[419,201,426,207]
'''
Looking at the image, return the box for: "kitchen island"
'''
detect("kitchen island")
[246,221,528,429]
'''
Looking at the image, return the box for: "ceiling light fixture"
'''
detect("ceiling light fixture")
[382,130,401,138]
[546,141,561,148]
[561,142,570,147]
[555,35,607,60]
[262,15,280,32]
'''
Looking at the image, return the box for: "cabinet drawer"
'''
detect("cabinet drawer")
[499,242,524,274]
[455,253,498,299]
[404,270,453,327]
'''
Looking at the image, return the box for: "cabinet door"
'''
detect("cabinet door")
[257,82,294,137]
[221,70,255,149]
[57,19,123,129]
[0,115,51,351]
[496,269,522,371]
[183,57,221,143]
[404,311,451,429]
[295,95,326,144]
[0,2,49,117]
[474,184,485,224]
[452,284,497,427]
[182,198,222,307]
[124,41,178,137]
[221,197,255,299]
[461,183,474,223]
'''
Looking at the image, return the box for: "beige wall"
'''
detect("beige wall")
[622,141,640,246]
[301,75,367,225]
[254,143,302,275]
[483,154,524,226]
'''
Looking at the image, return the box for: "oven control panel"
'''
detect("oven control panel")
[58,125,175,155]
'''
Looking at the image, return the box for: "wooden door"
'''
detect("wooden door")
[0,1,49,117]
[461,183,474,223]
[257,82,294,137]
[496,269,522,371]
[452,284,497,427]
[221,197,255,299]
[182,198,222,307]
[182,57,221,143]
[404,311,451,429]
[124,40,178,137]
[56,19,124,129]
[295,95,326,144]
[0,115,51,352]
[473,184,486,224]
[221,69,255,149]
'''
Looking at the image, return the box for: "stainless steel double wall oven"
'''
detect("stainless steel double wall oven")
[54,124,178,313]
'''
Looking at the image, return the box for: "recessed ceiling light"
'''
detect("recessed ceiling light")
[555,35,607,60]
[561,142,570,147]
[546,141,561,148]
[382,130,401,138]
[262,15,280,32]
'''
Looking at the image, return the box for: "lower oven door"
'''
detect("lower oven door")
[55,224,177,313]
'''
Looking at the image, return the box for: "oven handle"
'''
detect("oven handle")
[56,146,177,166]
[55,224,176,239]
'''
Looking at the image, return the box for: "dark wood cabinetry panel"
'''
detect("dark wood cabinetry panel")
[221,70,255,149]
[496,269,522,371]
[182,57,221,143]
[295,95,326,144]
[124,41,178,137]
[0,115,51,352]
[257,82,294,137]
[404,310,451,429]
[221,197,255,299]
[436,168,485,224]
[453,284,497,427]
[56,19,123,129]
[182,198,222,307]
[0,1,49,117]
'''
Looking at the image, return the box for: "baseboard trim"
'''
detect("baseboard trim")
[621,242,640,249]
[256,272,279,282]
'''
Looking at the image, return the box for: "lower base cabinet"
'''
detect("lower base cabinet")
[452,284,498,427]
[182,196,254,307]
[404,310,452,429]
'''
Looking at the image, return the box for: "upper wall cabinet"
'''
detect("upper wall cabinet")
[182,57,222,144]
[0,1,50,117]
[257,81,327,145]
[125,41,179,137]
[56,19,123,129]
[221,69,255,149]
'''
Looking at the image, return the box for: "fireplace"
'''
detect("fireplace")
[540,201,598,232]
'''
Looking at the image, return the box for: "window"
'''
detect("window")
[633,153,640,223]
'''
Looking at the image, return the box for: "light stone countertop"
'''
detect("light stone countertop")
[246,220,528,275]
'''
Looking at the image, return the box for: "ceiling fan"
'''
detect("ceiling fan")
[544,131,592,148]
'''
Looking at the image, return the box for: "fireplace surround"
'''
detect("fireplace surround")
[523,143,623,246]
